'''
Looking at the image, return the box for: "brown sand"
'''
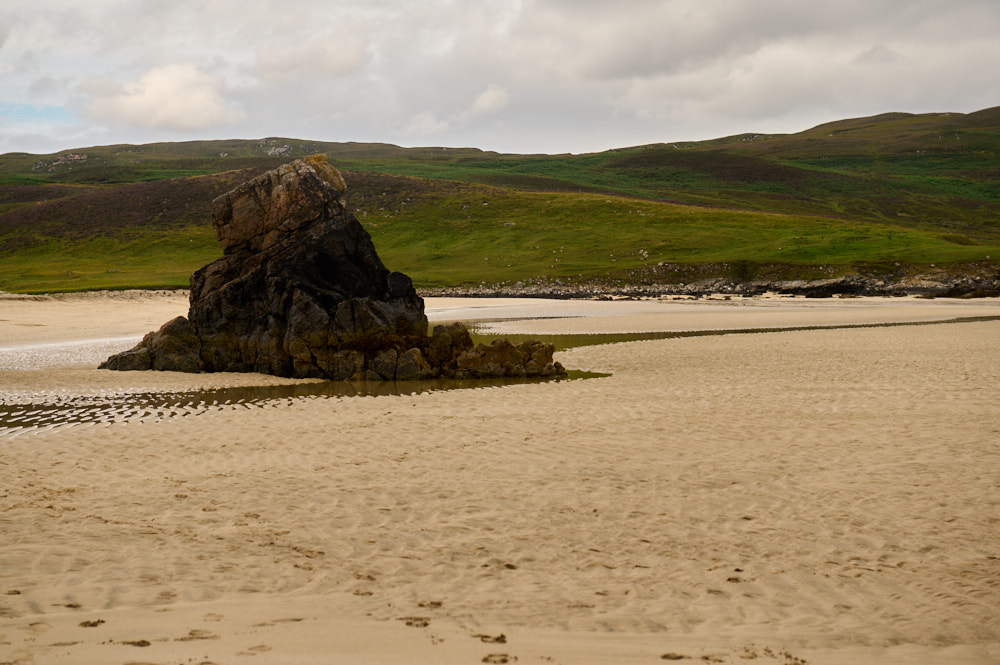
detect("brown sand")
[1,293,999,664]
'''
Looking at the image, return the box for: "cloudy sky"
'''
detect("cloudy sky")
[2,0,998,156]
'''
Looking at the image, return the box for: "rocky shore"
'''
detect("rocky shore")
[420,267,1000,300]
[7,268,998,303]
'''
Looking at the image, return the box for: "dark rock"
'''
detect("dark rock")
[148,316,203,373]
[426,323,474,368]
[395,347,433,380]
[456,338,563,379]
[371,348,399,380]
[98,344,151,371]
[98,316,202,372]
[519,339,563,375]
[101,156,565,381]
[458,339,525,378]
[183,155,426,377]
[323,349,365,381]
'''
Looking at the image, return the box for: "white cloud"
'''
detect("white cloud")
[255,35,367,81]
[854,44,901,65]
[402,111,449,138]
[465,84,510,118]
[82,63,244,131]
[2,0,1000,154]
[27,75,69,98]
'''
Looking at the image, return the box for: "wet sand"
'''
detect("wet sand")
[2,293,999,664]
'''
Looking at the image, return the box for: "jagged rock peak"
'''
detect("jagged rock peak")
[212,154,349,255]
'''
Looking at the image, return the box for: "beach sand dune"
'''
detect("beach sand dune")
[1,294,998,664]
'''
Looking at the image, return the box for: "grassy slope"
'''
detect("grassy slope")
[1,109,998,292]
[367,188,995,288]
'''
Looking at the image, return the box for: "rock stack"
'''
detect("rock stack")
[100,155,565,381]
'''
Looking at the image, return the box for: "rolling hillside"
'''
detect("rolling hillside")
[1,108,998,293]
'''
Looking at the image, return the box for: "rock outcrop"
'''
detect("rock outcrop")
[101,156,565,380]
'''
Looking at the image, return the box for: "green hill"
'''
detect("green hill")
[1,108,998,293]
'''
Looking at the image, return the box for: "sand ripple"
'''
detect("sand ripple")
[2,322,998,653]
[2,296,999,663]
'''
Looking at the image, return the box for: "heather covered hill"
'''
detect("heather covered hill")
[1,108,997,293]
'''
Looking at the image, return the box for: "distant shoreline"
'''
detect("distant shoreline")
[5,267,1000,303]
[418,274,1000,299]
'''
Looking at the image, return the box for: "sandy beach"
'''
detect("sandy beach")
[2,292,999,664]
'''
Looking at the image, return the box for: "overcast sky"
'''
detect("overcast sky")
[2,0,998,156]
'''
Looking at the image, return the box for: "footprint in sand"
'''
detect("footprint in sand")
[474,633,507,644]
[22,620,48,632]
[175,628,219,641]
[252,617,304,627]
[238,644,273,656]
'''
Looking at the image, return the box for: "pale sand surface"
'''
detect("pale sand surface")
[0,290,191,346]
[2,293,999,664]
[428,295,1000,335]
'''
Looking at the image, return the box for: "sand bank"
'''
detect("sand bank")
[428,294,1000,334]
[1,293,999,664]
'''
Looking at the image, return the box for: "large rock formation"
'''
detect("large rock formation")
[100,155,565,381]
